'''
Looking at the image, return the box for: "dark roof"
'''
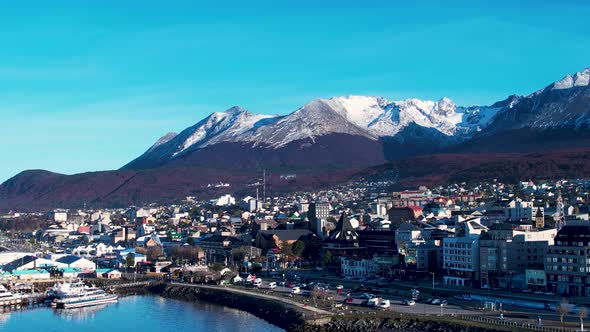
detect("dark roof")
[259,229,312,241]
[55,255,83,265]
[326,213,358,243]
[3,255,37,272]
[555,225,590,243]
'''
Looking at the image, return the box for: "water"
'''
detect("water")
[0,296,284,332]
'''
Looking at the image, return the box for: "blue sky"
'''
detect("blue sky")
[1,0,590,182]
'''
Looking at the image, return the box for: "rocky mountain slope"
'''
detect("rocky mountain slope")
[2,67,590,210]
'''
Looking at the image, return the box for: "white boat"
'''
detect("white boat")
[54,288,118,309]
[0,285,23,303]
[48,280,89,307]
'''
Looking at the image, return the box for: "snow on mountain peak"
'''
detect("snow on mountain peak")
[552,68,590,90]
[149,132,178,151]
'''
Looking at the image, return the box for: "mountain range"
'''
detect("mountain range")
[2,68,590,210]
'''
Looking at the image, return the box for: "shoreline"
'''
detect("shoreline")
[139,283,510,332]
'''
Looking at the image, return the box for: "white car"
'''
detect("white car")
[402,299,416,306]
[431,299,441,305]
[377,299,390,308]
[291,287,301,294]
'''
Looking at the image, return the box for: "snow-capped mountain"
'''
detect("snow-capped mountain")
[126,67,590,171]
[127,94,507,169]
[5,67,590,210]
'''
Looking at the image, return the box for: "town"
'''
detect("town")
[2,178,590,330]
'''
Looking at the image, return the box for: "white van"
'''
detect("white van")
[268,282,277,289]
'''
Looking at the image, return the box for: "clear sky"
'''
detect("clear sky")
[1,0,590,183]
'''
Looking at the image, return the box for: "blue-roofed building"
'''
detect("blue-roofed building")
[58,267,82,278]
[95,268,122,279]
[1,255,66,272]
[11,269,50,280]
[55,255,96,272]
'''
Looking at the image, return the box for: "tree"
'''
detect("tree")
[125,255,135,269]
[579,307,588,331]
[557,298,571,326]
[322,251,333,267]
[291,240,305,258]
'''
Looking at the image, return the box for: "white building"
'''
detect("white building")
[505,200,544,222]
[442,220,487,287]
[216,194,236,206]
[341,258,375,278]
[49,210,68,223]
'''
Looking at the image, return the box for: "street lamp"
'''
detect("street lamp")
[429,272,435,297]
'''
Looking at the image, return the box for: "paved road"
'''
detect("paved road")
[254,281,475,316]
[170,282,333,316]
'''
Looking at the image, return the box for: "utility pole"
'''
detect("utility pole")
[263,169,266,204]
[429,272,435,296]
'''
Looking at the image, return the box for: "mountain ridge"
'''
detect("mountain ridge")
[3,67,590,210]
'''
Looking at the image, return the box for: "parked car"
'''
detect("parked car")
[402,299,416,306]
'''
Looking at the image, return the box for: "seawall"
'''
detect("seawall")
[146,283,308,331]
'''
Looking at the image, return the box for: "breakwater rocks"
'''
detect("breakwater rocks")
[146,284,505,332]
[293,316,507,332]
[147,284,307,331]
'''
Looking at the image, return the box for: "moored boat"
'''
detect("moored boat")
[54,288,118,309]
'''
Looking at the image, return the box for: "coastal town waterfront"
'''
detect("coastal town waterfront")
[0,295,283,332]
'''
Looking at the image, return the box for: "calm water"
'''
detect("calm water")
[0,296,284,332]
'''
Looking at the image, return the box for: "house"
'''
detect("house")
[95,268,122,279]
[11,269,51,280]
[200,235,247,265]
[2,255,66,272]
[55,255,96,272]
[388,207,417,228]
[323,213,363,258]
[341,257,375,278]
[58,267,82,278]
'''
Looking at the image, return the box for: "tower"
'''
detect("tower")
[556,189,565,230]
[534,208,545,228]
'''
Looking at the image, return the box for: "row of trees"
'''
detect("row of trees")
[557,298,587,330]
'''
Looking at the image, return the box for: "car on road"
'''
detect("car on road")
[534,290,544,295]
[268,282,277,289]
[344,297,354,303]
[425,298,433,304]
[360,293,376,299]
[431,299,441,305]
[402,299,416,306]
[366,297,381,307]
[377,299,390,309]
[336,285,344,290]
[291,287,301,294]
